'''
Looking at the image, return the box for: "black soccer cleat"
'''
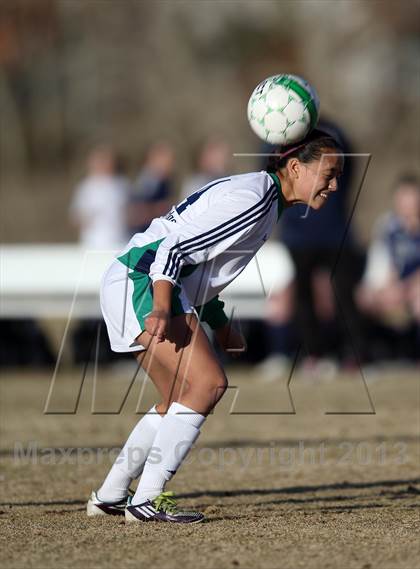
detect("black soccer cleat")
[125,491,204,524]
[87,490,131,517]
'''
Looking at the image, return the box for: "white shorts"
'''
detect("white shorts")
[100,260,194,353]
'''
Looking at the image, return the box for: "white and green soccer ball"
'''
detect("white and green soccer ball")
[247,74,320,145]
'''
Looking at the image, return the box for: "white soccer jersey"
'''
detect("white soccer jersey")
[101,171,285,352]
[118,171,284,306]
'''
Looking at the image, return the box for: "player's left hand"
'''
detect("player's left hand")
[214,323,247,358]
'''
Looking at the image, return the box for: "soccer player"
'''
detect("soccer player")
[87,128,343,523]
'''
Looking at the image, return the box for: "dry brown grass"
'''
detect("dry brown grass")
[1,366,419,568]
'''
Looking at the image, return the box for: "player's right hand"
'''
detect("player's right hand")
[145,310,169,343]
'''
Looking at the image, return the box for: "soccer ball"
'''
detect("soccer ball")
[247,74,320,145]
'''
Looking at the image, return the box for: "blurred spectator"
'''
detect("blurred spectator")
[69,145,130,364]
[70,145,130,249]
[357,175,420,359]
[256,119,367,379]
[181,137,231,199]
[251,246,297,378]
[128,142,175,235]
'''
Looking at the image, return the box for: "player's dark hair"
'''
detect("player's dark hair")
[394,173,420,190]
[266,128,343,173]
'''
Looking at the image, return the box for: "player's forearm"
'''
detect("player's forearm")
[152,279,174,314]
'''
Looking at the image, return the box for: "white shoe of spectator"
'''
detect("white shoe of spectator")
[255,354,291,382]
[300,357,339,382]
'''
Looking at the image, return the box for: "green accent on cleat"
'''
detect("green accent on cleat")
[152,491,178,514]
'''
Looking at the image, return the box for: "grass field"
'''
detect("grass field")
[1,364,419,569]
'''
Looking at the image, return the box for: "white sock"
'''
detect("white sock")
[132,402,206,505]
[97,405,162,502]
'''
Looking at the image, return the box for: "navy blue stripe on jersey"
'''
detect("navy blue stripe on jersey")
[172,185,277,265]
[163,184,276,279]
[168,185,278,279]
[178,184,277,251]
[164,184,277,278]
[175,178,231,216]
[134,249,157,274]
[168,189,278,280]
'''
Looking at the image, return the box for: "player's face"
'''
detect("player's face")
[393,185,420,233]
[296,153,343,209]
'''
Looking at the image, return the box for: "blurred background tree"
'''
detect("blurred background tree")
[0,0,419,242]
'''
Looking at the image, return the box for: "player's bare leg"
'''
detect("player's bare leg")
[92,313,226,521]
[125,313,226,523]
[134,312,228,415]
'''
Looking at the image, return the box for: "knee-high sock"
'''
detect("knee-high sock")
[97,405,162,502]
[132,402,206,505]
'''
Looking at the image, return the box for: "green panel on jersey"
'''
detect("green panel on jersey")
[117,231,228,331]
[117,239,164,271]
[118,240,197,279]
[195,295,229,330]
[129,271,187,330]
[119,239,189,329]
[268,172,286,221]
[129,271,155,330]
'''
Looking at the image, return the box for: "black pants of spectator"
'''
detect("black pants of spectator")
[289,247,367,363]
[0,319,55,367]
[71,319,126,365]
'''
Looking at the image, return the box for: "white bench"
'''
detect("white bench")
[0,243,295,320]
